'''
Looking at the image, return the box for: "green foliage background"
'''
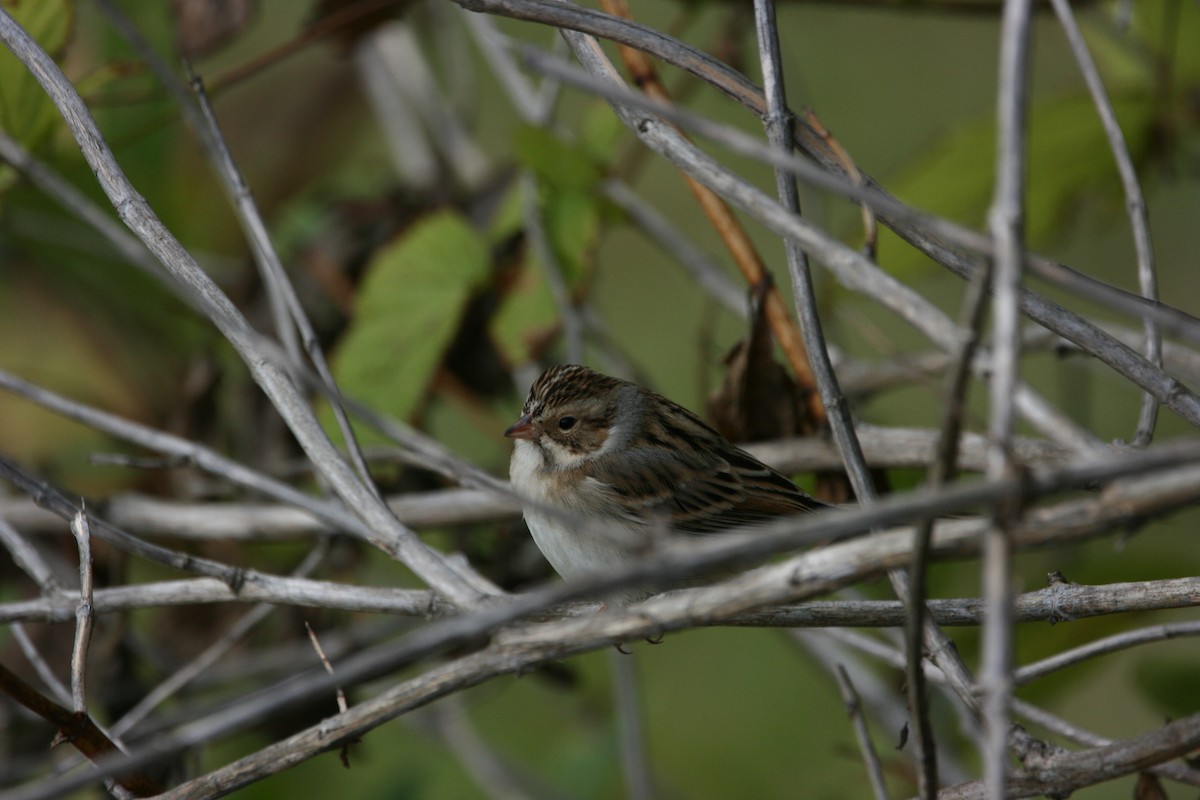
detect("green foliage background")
[1,1,1199,798]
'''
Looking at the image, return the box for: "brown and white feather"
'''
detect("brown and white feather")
[506,364,823,596]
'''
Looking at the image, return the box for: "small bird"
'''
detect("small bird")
[505,364,824,602]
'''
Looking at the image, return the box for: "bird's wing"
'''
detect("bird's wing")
[589,438,824,535]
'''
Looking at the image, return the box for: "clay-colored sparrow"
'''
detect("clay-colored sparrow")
[505,364,823,601]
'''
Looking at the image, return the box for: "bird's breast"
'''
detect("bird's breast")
[508,440,641,582]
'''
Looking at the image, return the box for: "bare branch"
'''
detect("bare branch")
[834,664,891,800]
[304,621,349,716]
[460,0,1200,424]
[938,712,1200,799]
[0,514,60,592]
[17,441,1200,798]
[3,569,1194,630]
[0,7,483,607]
[522,172,585,362]
[9,623,72,707]
[1015,620,1200,686]
[610,651,655,800]
[1048,0,1161,446]
[981,2,1034,793]
[68,510,95,715]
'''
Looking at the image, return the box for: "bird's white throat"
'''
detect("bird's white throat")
[508,439,634,581]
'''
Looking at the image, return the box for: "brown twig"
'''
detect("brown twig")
[68,509,95,716]
[802,108,878,259]
[597,0,822,421]
[305,621,350,716]
[0,662,162,797]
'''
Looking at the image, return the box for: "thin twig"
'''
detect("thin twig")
[0,130,175,290]
[0,453,244,584]
[1048,0,1161,447]
[610,650,655,800]
[111,544,330,738]
[907,267,993,798]
[184,65,382,499]
[601,179,746,317]
[752,0,871,493]
[521,172,585,363]
[0,8,482,607]
[748,19,974,779]
[981,3,1034,795]
[938,711,1200,799]
[791,629,973,782]
[818,625,1200,790]
[17,443,1200,799]
[0,368,490,569]
[465,1,1200,423]
[0,514,60,592]
[597,0,822,413]
[750,10,991,798]
[458,6,553,124]
[10,623,72,707]
[10,624,133,771]
[1014,620,1200,686]
[1010,699,1200,787]
[0,662,159,797]
[305,621,350,716]
[834,664,891,800]
[515,43,1113,451]
[68,509,95,715]
[406,696,552,800]
[0,575,444,624]
[2,569,1196,630]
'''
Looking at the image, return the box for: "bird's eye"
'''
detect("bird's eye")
[558,416,577,431]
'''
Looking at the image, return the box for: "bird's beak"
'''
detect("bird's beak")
[504,413,536,440]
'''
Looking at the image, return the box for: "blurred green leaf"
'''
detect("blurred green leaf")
[1081,20,1155,92]
[882,93,1155,275]
[545,188,601,278]
[0,274,149,492]
[0,0,74,198]
[580,100,625,162]
[491,255,555,366]
[1131,0,1200,84]
[1134,654,1200,718]
[514,125,603,192]
[486,178,525,244]
[490,185,600,367]
[331,212,489,425]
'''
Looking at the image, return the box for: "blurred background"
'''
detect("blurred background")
[1,0,1199,797]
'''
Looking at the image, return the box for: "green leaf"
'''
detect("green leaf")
[580,101,624,162]
[0,0,74,200]
[1130,0,1200,85]
[1080,19,1154,92]
[490,187,600,366]
[486,179,525,244]
[0,0,73,146]
[331,212,490,425]
[544,188,601,279]
[882,93,1155,275]
[491,256,556,366]
[514,125,603,192]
